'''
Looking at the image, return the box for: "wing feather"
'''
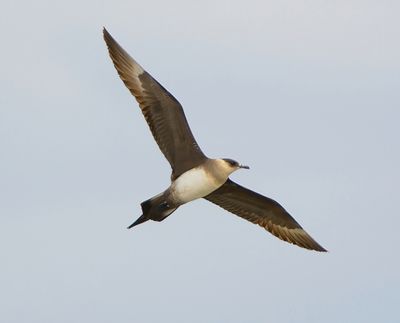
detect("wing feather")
[103,28,206,178]
[204,179,326,252]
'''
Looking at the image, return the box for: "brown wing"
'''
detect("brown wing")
[103,28,207,179]
[204,179,326,252]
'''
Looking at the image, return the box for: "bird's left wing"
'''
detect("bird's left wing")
[204,179,326,252]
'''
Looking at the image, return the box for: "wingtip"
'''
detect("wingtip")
[306,240,328,252]
[314,245,328,252]
[286,236,327,252]
[103,27,111,41]
[271,225,328,252]
[307,236,328,252]
[299,235,328,252]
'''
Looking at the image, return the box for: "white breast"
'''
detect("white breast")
[171,167,223,204]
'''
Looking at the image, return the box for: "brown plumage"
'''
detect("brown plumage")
[103,28,206,180]
[205,180,326,251]
[103,28,326,252]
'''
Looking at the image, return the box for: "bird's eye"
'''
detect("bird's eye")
[224,158,238,167]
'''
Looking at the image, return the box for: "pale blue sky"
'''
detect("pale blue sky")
[1,1,399,322]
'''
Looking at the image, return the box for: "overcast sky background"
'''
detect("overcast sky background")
[1,1,399,322]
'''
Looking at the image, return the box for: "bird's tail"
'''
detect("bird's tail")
[127,193,178,229]
[127,214,148,228]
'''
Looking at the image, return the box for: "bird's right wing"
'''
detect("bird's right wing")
[204,179,326,252]
[103,28,207,179]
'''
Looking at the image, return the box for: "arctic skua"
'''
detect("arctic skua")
[103,28,326,252]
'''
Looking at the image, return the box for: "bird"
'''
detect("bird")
[103,28,326,252]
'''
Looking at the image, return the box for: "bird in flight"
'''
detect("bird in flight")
[103,28,326,252]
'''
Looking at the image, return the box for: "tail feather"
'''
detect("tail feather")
[127,193,178,229]
[127,214,148,229]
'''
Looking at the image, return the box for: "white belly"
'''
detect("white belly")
[171,167,223,204]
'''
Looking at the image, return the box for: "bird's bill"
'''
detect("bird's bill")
[239,165,250,169]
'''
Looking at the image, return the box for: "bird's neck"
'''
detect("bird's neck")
[204,159,233,183]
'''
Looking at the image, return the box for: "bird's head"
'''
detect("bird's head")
[221,158,250,173]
